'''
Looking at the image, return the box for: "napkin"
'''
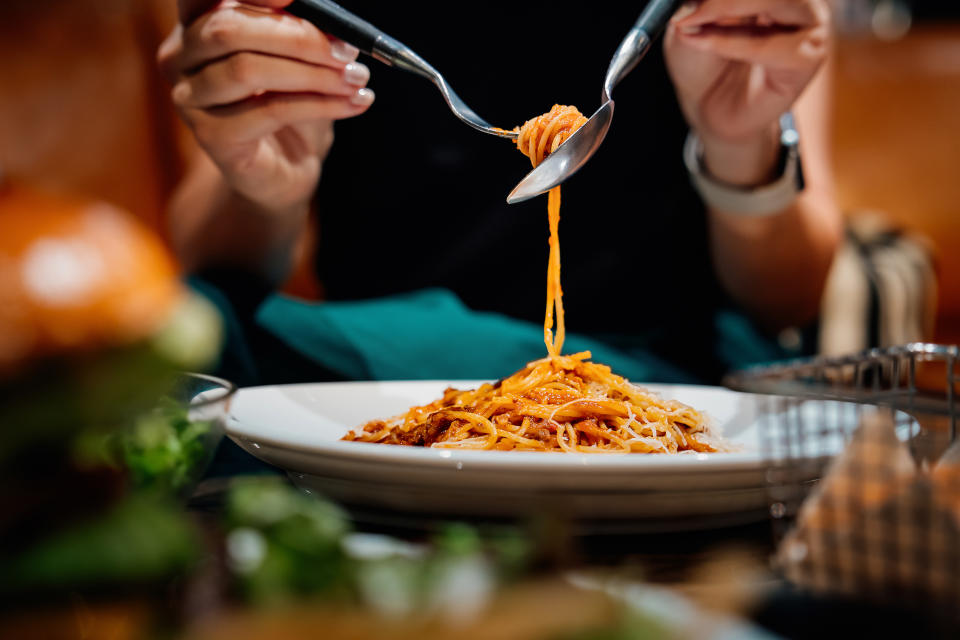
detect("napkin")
[254,288,695,382]
[777,411,960,607]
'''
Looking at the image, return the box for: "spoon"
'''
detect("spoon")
[507,0,682,203]
[287,0,517,140]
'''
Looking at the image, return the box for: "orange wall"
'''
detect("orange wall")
[831,25,960,339]
[0,2,182,230]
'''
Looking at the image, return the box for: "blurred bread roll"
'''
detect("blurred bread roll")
[0,182,181,373]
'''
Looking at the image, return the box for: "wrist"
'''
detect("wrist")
[699,123,781,187]
[233,183,313,220]
[225,190,311,284]
[684,114,805,217]
[243,193,311,224]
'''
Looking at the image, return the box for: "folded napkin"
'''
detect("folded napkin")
[777,412,960,608]
[255,288,694,383]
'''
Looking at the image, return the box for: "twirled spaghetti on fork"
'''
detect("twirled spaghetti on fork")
[343,106,719,453]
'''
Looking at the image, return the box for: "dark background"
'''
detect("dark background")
[909,0,960,20]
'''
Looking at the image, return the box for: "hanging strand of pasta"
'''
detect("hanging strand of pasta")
[544,187,564,357]
[514,105,586,357]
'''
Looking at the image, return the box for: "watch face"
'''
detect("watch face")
[777,112,803,191]
[779,112,800,147]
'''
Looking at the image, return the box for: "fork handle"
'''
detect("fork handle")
[287,0,421,72]
[287,0,382,55]
[287,0,412,65]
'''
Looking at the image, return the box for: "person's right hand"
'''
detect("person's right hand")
[158,0,374,214]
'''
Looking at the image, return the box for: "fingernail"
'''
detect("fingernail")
[331,40,360,63]
[172,82,190,104]
[350,87,374,107]
[343,62,369,87]
[680,25,702,35]
[672,1,699,23]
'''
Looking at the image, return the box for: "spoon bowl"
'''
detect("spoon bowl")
[505,0,681,203]
[507,101,614,204]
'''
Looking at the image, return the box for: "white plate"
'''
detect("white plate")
[227,381,851,527]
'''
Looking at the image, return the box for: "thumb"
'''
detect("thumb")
[177,0,294,25]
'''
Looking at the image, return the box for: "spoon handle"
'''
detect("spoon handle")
[636,0,684,39]
[603,0,683,99]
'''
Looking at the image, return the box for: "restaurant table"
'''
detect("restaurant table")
[189,441,960,640]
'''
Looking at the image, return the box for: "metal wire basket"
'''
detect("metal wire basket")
[725,343,959,614]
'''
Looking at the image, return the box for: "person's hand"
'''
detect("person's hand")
[663,0,830,185]
[158,0,374,213]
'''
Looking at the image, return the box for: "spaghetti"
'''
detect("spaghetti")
[515,104,587,357]
[342,106,718,453]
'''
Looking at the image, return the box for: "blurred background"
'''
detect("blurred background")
[0,2,958,637]
[0,0,957,348]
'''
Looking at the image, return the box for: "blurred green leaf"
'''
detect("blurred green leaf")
[0,344,178,463]
[120,403,212,495]
[487,527,533,582]
[1,494,200,592]
[552,614,673,640]
[151,292,222,372]
[433,522,482,557]
[0,291,222,463]
[225,477,353,603]
[221,478,538,614]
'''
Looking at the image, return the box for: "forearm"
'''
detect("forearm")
[663,0,837,330]
[700,66,841,332]
[158,0,371,286]
[167,150,311,285]
[706,185,841,332]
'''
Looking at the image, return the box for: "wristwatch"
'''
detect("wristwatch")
[683,112,805,216]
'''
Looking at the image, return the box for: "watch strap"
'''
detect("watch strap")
[684,113,804,217]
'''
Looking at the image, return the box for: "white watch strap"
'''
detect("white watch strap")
[683,119,803,217]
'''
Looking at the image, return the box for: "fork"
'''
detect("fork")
[287,0,517,140]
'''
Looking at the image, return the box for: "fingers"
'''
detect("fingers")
[161,0,374,183]
[157,4,360,91]
[178,0,292,26]
[699,63,791,140]
[675,0,829,29]
[173,3,358,75]
[159,0,374,126]
[174,52,370,108]
[677,24,829,69]
[158,25,185,85]
[186,92,373,148]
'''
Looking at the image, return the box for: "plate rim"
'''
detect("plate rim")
[226,380,782,473]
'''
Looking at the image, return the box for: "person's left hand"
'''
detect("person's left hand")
[664,0,831,184]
